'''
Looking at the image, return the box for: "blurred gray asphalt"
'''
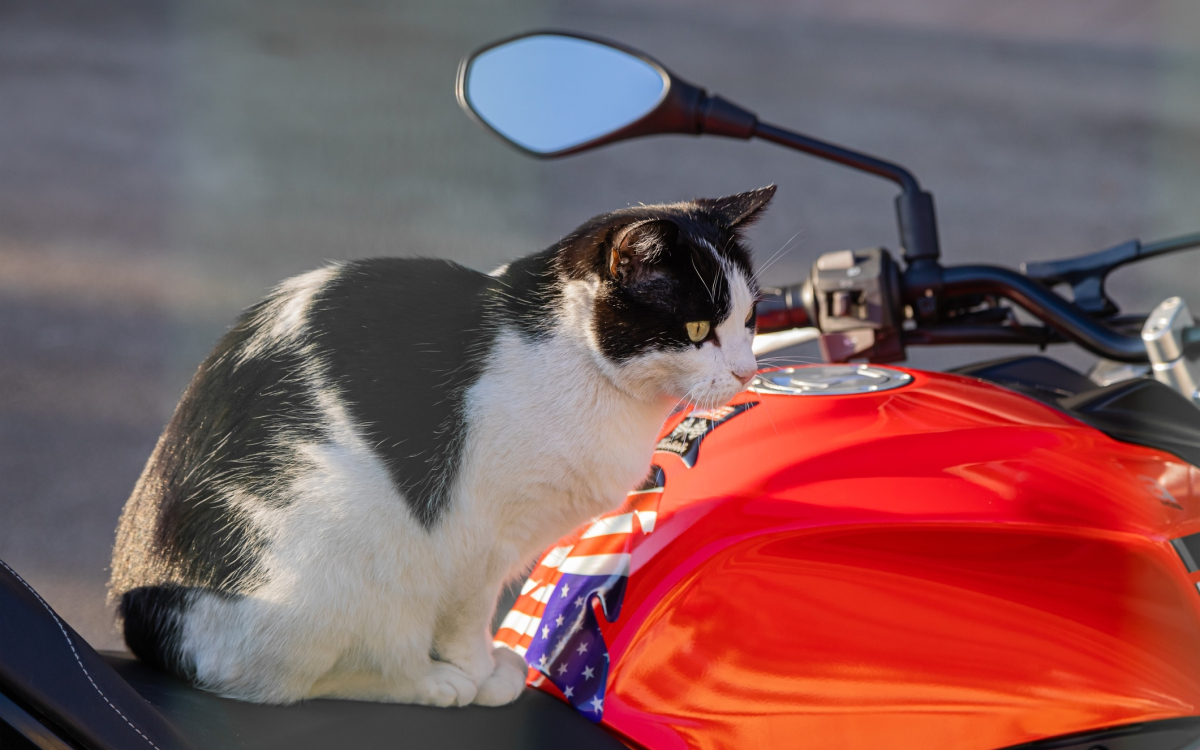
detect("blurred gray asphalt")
[2,0,1200,651]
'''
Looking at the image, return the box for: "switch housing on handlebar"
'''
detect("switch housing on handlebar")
[808,247,905,363]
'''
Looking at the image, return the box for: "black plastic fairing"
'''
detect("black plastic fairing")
[1060,378,1200,467]
[951,356,1200,467]
[998,716,1200,750]
[1170,534,1200,573]
[951,356,1097,405]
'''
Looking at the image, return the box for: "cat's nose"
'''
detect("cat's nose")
[733,369,756,386]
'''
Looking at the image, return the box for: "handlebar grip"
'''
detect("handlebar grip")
[756,283,812,333]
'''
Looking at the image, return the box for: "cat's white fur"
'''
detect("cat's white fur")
[177,262,758,706]
[236,266,338,364]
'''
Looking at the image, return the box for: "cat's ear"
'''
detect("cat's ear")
[695,185,777,229]
[607,219,678,282]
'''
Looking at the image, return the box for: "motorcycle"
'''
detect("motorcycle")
[4,29,1200,750]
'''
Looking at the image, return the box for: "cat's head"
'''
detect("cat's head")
[557,186,776,409]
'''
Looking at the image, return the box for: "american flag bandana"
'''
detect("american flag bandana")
[493,465,666,721]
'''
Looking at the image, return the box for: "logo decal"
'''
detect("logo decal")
[654,402,758,467]
[1140,475,1183,510]
[493,465,666,721]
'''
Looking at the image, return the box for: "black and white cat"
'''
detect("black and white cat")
[109,186,774,706]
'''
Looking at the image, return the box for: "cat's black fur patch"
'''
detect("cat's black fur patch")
[487,248,560,340]
[119,586,197,680]
[311,258,496,528]
[131,306,325,594]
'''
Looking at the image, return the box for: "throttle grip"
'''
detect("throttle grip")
[756,283,812,333]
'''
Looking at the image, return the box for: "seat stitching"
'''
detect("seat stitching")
[0,559,161,750]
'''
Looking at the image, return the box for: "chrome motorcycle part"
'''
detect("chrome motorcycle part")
[749,364,913,396]
[1142,297,1200,405]
[751,327,820,356]
[1088,358,1151,387]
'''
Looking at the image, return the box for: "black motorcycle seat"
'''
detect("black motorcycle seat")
[104,653,623,750]
[0,557,193,750]
[0,558,622,750]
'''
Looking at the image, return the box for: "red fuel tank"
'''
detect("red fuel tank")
[497,366,1200,750]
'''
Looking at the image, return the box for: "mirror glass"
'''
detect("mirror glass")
[464,35,667,154]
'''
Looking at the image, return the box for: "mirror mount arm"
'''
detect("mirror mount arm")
[748,119,943,317]
[654,74,945,320]
[643,77,760,140]
[752,121,920,192]
[697,93,759,139]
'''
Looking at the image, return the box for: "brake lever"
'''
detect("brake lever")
[1021,239,1137,316]
[1021,232,1200,316]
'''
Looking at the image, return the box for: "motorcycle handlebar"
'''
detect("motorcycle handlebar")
[940,265,1148,362]
[754,264,1151,363]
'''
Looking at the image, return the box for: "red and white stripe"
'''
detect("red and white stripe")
[494,484,663,657]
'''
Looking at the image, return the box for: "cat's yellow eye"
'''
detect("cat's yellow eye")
[746,307,755,324]
[686,320,711,343]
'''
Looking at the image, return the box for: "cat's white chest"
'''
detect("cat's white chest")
[456,330,670,552]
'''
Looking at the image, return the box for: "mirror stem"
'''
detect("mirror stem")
[751,120,943,315]
[753,122,919,193]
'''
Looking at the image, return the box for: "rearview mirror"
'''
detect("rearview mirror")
[457,32,759,158]
[457,33,668,156]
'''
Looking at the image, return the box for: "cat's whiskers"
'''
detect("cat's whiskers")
[691,255,716,304]
[669,382,703,415]
[753,231,803,283]
[751,386,783,437]
[755,354,827,366]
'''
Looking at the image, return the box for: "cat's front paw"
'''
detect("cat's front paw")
[415,662,478,707]
[472,647,528,706]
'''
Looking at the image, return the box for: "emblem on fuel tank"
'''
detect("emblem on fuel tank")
[654,402,758,467]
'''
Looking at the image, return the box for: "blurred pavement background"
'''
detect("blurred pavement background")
[3,0,1200,650]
